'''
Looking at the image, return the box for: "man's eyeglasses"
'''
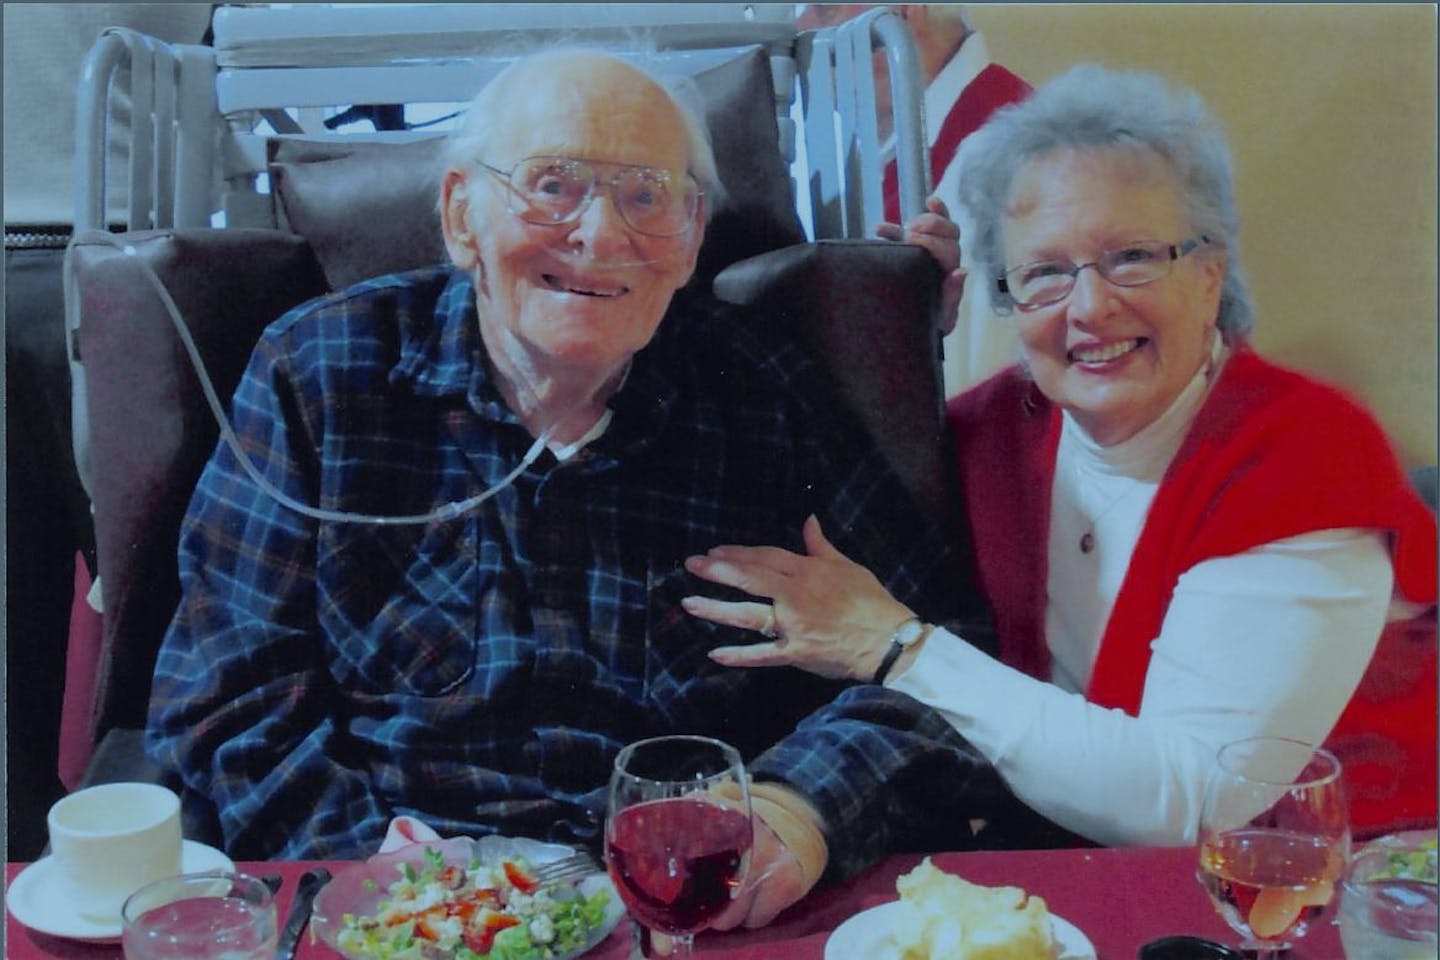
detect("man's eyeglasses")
[998,235,1212,309]
[478,155,702,238]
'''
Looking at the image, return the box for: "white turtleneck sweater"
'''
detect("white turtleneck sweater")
[890,350,1394,847]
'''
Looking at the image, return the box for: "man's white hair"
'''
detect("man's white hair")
[439,47,720,199]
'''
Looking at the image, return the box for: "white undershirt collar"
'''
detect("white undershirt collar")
[1062,332,1228,480]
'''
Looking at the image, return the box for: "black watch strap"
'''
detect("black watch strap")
[871,616,927,685]
[872,641,907,686]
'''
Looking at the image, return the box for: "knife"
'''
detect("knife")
[276,867,331,960]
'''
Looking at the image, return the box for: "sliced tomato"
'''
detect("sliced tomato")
[413,923,436,942]
[463,911,522,954]
[462,927,496,954]
[502,860,540,895]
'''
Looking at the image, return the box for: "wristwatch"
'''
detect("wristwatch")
[871,616,929,685]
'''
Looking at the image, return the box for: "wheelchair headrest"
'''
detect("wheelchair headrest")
[267,45,805,291]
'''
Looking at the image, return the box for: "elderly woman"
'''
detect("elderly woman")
[683,64,1437,846]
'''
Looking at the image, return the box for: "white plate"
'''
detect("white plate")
[824,900,1096,960]
[6,839,235,944]
[311,835,625,960]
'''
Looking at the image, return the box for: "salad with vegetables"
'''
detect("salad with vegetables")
[1371,834,1438,884]
[333,845,612,960]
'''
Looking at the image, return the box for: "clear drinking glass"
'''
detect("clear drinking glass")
[121,871,277,960]
[1337,832,1438,959]
[1195,737,1350,960]
[605,735,753,959]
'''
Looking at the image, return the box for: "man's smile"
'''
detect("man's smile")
[541,273,629,297]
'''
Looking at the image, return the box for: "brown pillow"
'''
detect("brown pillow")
[268,136,449,291]
[268,45,804,292]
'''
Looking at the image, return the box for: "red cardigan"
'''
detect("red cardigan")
[947,348,1438,837]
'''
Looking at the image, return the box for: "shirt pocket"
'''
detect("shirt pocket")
[317,517,478,696]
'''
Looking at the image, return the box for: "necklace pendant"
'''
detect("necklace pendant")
[1079,532,1095,554]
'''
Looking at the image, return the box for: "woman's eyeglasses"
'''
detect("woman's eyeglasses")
[479,155,702,238]
[999,235,1212,308]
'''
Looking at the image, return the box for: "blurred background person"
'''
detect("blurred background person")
[796,3,1030,389]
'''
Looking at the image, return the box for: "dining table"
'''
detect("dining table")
[6,844,1346,960]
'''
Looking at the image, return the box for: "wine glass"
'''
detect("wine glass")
[605,735,753,959]
[1196,736,1350,959]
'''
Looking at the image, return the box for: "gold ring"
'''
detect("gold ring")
[760,608,779,639]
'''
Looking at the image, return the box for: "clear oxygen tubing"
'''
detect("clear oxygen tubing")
[65,232,558,526]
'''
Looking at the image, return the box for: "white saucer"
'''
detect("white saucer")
[6,839,235,943]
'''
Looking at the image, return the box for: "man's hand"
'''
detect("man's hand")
[709,782,828,930]
[876,194,967,335]
[706,808,810,929]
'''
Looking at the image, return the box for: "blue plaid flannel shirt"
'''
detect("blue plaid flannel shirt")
[148,265,1007,872]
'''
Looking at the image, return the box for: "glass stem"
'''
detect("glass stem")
[1242,946,1287,960]
[633,923,696,958]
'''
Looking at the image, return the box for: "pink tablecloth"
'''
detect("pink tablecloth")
[5,846,1346,960]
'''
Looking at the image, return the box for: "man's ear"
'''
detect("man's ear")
[675,195,707,286]
[441,167,480,270]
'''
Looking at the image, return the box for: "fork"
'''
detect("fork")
[531,848,604,886]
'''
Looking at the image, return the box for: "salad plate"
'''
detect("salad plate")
[823,900,1097,960]
[310,835,624,960]
[6,839,234,944]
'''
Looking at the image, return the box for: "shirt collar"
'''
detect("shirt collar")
[1062,330,1229,477]
[390,267,492,398]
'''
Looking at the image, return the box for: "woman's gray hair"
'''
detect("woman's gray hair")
[439,45,721,210]
[955,64,1255,338]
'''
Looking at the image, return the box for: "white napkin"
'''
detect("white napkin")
[378,815,443,854]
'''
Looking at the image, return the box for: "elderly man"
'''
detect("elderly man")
[147,48,1008,927]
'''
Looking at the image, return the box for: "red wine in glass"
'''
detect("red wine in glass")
[607,797,751,932]
[605,735,753,958]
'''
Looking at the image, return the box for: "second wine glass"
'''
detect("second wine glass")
[605,735,753,959]
[1196,736,1350,959]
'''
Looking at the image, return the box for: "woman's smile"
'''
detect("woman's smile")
[1067,337,1149,366]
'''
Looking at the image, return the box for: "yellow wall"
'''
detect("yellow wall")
[965,3,1437,467]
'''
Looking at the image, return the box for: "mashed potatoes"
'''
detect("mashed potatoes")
[890,857,1058,960]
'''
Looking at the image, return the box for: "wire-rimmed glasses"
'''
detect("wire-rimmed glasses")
[479,155,702,238]
[998,234,1211,309]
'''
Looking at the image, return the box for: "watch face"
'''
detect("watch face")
[893,619,926,647]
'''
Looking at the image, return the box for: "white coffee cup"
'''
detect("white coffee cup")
[47,782,183,919]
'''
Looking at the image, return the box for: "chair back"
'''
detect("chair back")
[67,229,329,739]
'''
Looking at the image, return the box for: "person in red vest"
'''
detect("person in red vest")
[799,4,1030,353]
[683,64,1438,847]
